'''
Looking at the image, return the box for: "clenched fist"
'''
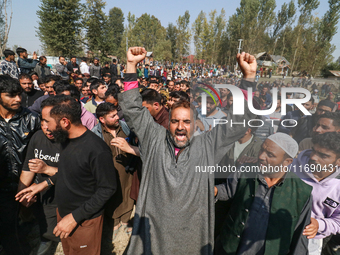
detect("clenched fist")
[237,52,257,79]
[126,47,147,73]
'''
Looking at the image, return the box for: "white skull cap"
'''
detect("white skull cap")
[266,133,298,158]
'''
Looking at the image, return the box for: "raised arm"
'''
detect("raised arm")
[118,47,164,148]
[55,63,67,74]
[203,52,258,164]
[19,58,39,69]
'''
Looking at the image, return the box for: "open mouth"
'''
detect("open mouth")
[46,133,54,138]
[175,132,187,141]
[259,162,266,168]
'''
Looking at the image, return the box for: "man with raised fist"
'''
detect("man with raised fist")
[118,47,257,255]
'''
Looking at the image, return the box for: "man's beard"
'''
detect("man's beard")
[51,125,69,143]
[169,130,190,149]
[106,121,119,130]
[0,98,20,112]
[206,106,216,116]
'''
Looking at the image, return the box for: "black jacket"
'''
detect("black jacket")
[21,89,45,108]
[110,64,117,77]
[0,107,40,189]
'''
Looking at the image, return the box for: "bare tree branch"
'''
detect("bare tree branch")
[0,0,13,57]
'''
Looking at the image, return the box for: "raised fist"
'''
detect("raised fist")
[127,47,147,66]
[237,52,257,79]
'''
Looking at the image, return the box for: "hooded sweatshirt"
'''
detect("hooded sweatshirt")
[291,149,340,239]
[79,61,89,74]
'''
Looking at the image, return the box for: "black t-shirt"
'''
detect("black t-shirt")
[55,130,116,223]
[23,130,61,205]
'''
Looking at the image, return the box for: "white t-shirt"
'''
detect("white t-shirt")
[234,135,253,162]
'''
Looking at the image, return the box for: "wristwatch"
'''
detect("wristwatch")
[45,178,53,188]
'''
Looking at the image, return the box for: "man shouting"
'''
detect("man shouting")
[119,47,257,255]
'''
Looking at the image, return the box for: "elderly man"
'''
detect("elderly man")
[214,133,313,255]
[119,47,257,255]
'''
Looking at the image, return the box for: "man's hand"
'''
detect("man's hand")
[303,217,319,239]
[126,47,147,73]
[28,159,47,173]
[15,183,40,207]
[33,51,37,60]
[111,137,132,154]
[28,159,57,176]
[237,52,257,79]
[53,213,77,239]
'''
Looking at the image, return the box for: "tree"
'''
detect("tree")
[272,0,296,38]
[290,0,320,72]
[118,12,136,60]
[107,7,124,56]
[0,0,12,57]
[84,0,107,58]
[166,23,178,61]
[130,14,166,51]
[128,13,171,62]
[307,0,340,75]
[175,11,191,62]
[36,0,84,56]
[192,11,205,61]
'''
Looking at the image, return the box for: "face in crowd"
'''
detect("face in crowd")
[313,117,340,135]
[0,92,21,112]
[93,84,108,100]
[309,144,340,173]
[169,105,194,149]
[257,139,293,176]
[19,77,33,93]
[45,80,56,96]
[99,110,120,130]
[74,79,83,92]
[206,97,217,115]
[41,106,55,140]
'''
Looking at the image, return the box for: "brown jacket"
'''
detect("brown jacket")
[154,106,169,129]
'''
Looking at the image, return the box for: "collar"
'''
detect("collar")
[101,123,122,135]
[154,106,167,121]
[257,172,287,187]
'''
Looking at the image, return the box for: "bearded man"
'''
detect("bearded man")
[118,47,257,255]
[34,95,116,255]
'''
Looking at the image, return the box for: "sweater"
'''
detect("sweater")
[292,150,340,239]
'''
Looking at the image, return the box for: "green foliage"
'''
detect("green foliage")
[175,11,191,62]
[107,7,124,56]
[122,13,171,61]
[36,0,84,56]
[166,23,178,61]
[84,0,107,58]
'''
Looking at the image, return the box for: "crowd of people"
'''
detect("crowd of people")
[0,45,339,255]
